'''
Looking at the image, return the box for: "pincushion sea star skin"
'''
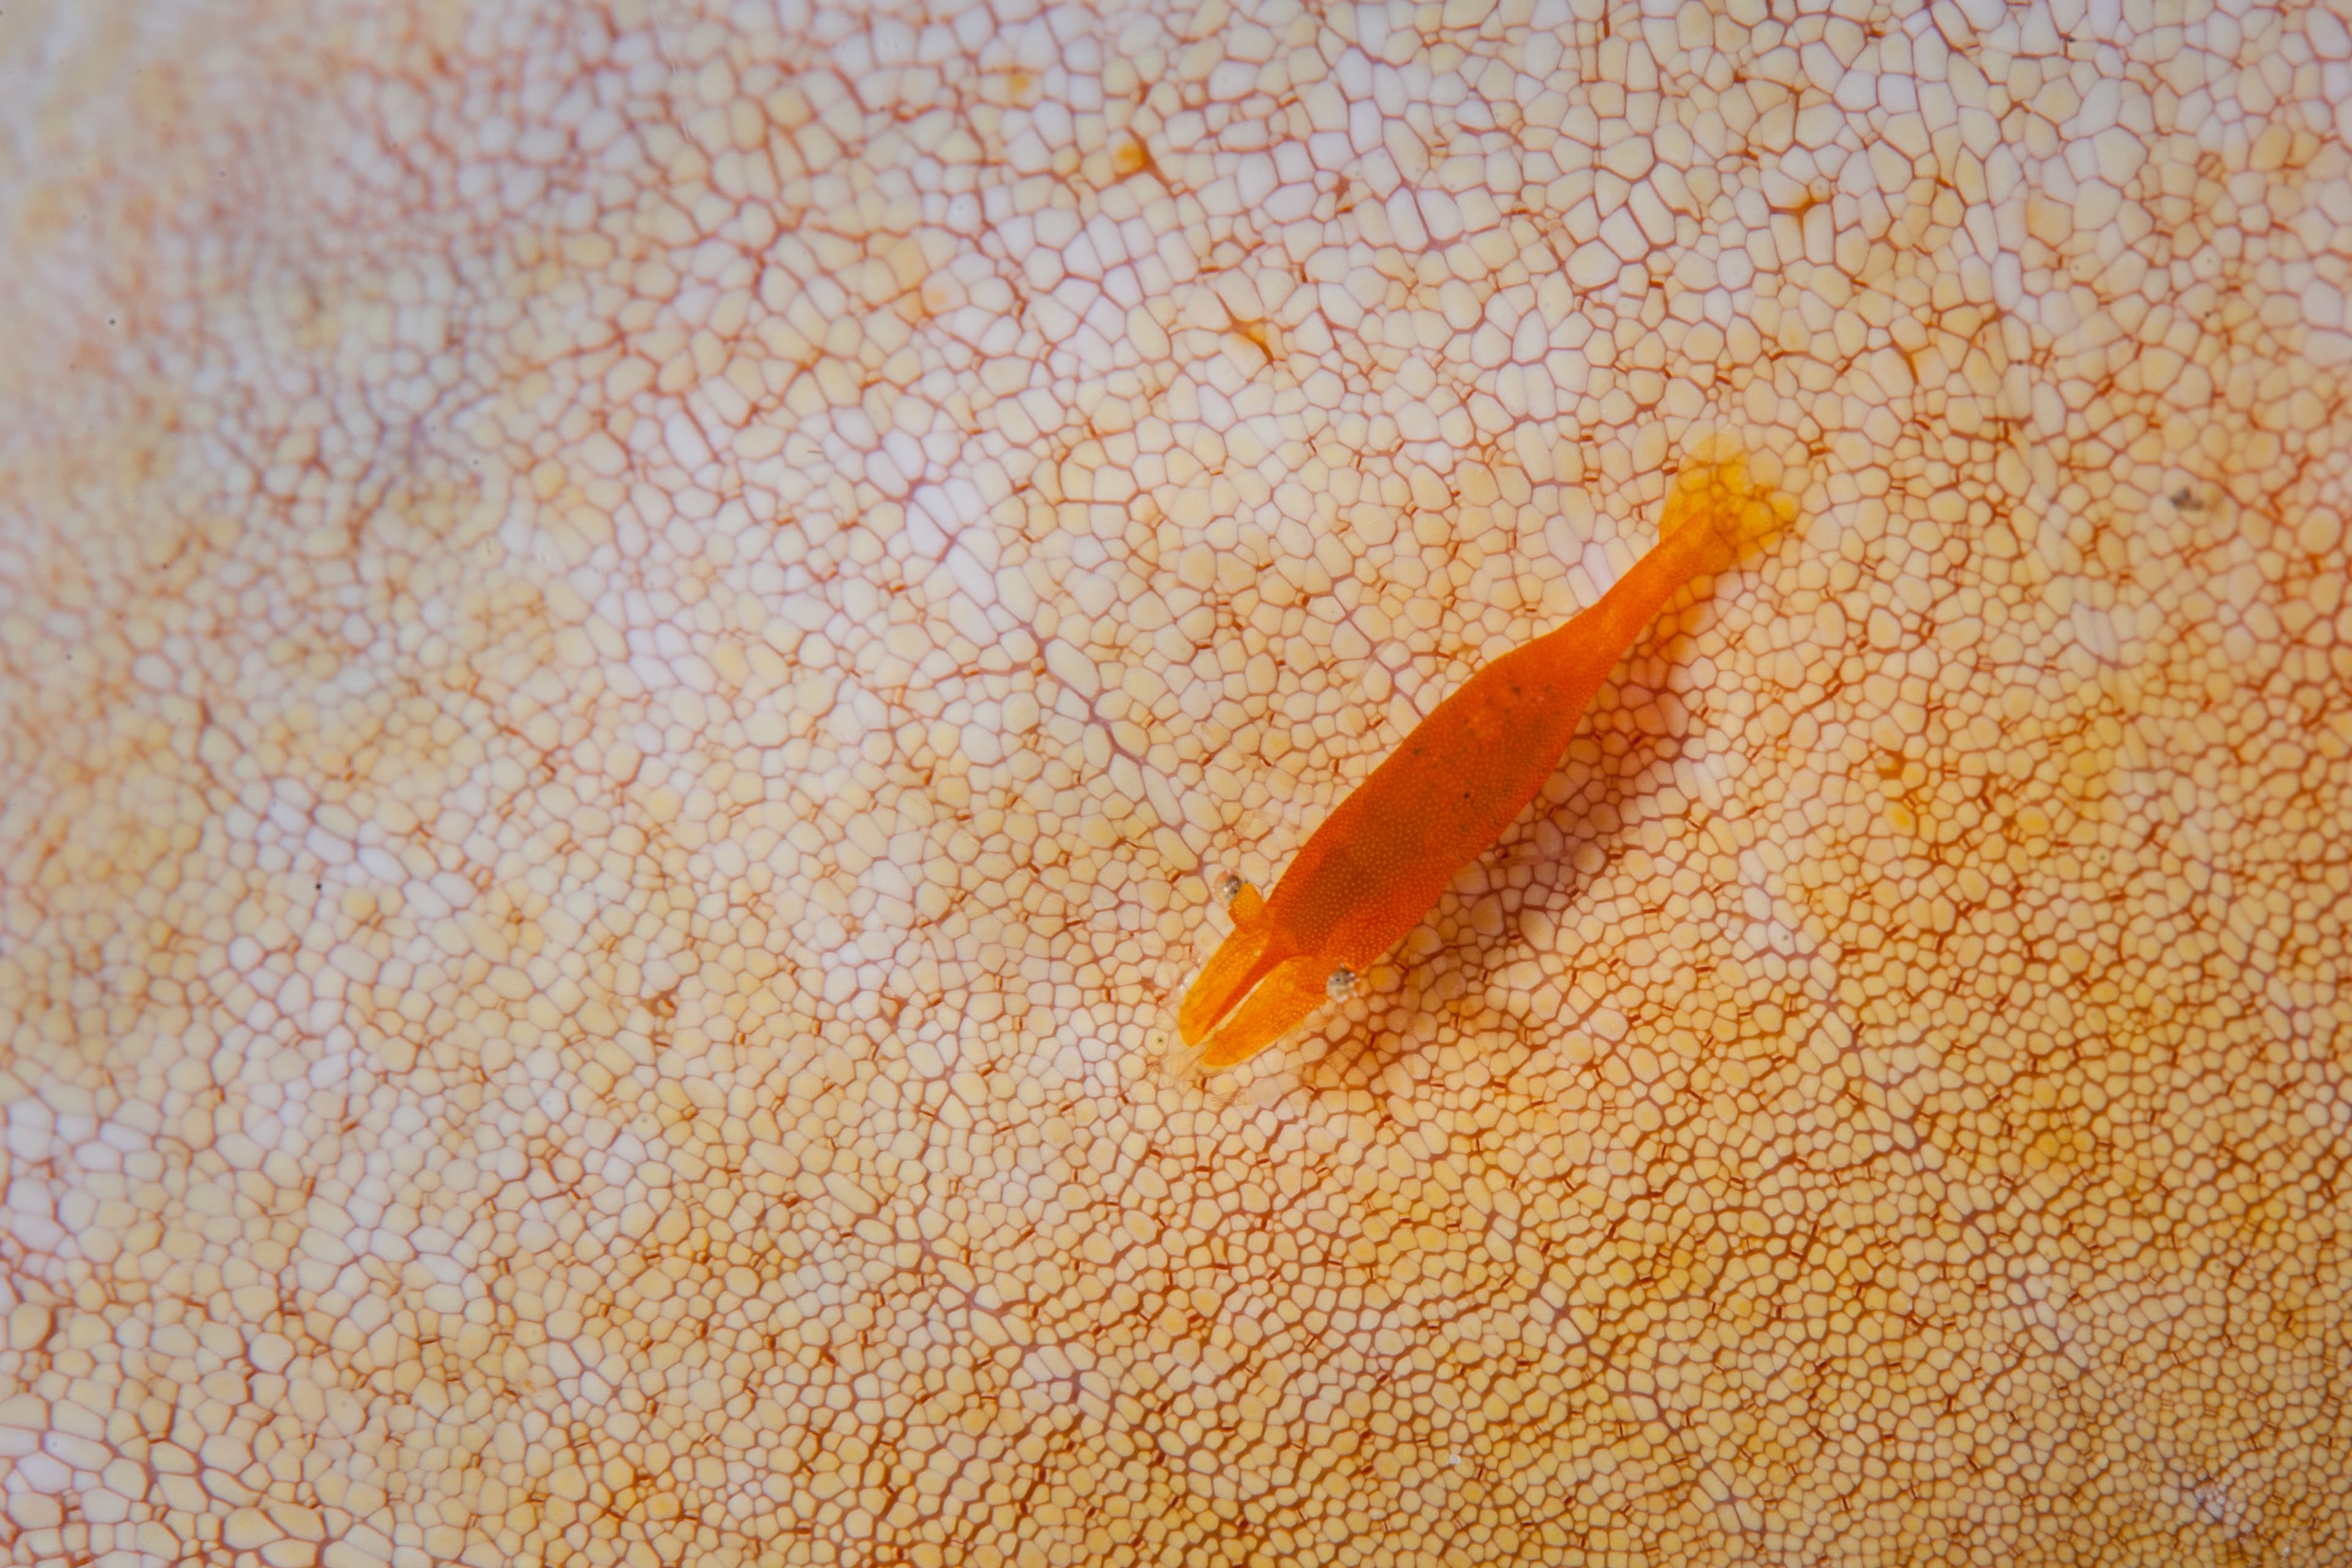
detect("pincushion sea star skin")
[1,1,2349,1566]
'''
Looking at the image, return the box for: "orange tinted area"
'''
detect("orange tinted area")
[1659,448,1799,570]
[3,4,2350,1567]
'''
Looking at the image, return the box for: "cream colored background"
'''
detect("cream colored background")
[2,0,2348,1564]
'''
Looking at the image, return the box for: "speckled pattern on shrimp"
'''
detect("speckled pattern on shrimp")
[1,1,2349,1566]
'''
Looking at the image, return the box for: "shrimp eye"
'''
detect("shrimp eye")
[1215,872,1244,907]
[1325,967,1357,1001]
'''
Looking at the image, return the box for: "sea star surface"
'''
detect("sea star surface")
[2,1,2348,1564]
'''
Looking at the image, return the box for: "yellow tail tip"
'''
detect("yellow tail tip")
[1657,445,1798,570]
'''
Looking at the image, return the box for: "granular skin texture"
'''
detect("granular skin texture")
[1,1,2348,1565]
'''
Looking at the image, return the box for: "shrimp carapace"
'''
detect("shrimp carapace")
[1177,451,1795,1073]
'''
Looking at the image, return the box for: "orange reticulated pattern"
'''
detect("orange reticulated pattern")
[2,2,2350,1566]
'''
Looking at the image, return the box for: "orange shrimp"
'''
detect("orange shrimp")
[1177,453,1793,1072]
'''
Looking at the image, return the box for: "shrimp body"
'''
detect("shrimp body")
[1178,456,1790,1071]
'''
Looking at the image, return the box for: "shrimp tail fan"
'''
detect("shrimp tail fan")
[1658,444,1798,574]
